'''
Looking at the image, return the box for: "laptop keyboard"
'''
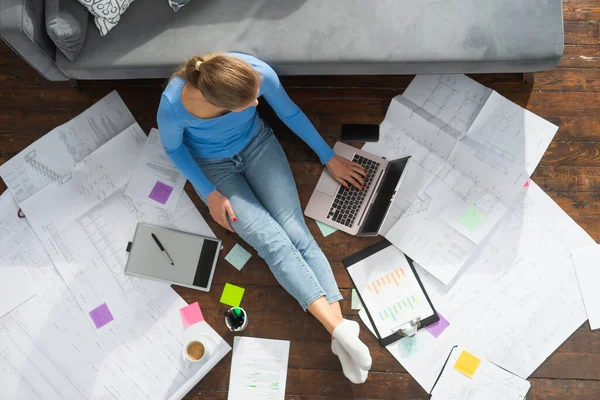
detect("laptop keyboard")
[327,154,381,227]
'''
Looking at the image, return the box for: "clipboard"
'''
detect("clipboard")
[343,239,439,346]
[430,346,530,399]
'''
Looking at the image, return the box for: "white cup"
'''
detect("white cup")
[182,337,211,366]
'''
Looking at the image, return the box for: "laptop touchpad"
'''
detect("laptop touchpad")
[316,171,339,196]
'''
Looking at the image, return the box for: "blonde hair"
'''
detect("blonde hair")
[173,53,260,110]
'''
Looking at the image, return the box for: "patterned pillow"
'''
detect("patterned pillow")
[76,0,135,36]
[168,0,191,12]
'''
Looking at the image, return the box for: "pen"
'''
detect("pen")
[151,233,174,266]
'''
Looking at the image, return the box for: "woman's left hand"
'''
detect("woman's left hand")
[325,155,368,190]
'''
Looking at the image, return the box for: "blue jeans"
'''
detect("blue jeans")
[195,121,343,310]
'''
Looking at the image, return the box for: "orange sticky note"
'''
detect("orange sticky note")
[453,350,481,378]
[180,302,204,328]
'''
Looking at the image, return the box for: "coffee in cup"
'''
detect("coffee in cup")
[185,340,205,362]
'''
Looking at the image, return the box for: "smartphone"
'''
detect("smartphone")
[341,124,380,142]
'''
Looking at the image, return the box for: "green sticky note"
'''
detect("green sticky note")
[351,289,363,310]
[225,244,252,271]
[460,205,486,231]
[316,220,337,237]
[220,283,245,307]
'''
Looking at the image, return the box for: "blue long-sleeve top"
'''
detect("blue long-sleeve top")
[157,53,335,197]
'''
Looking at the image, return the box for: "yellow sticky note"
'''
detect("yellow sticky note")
[220,283,245,307]
[453,350,481,378]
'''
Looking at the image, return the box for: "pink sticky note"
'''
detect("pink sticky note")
[89,303,114,329]
[523,180,530,188]
[180,302,204,327]
[149,181,174,205]
[426,312,450,338]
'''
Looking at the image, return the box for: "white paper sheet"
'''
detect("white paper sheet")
[124,128,187,211]
[347,245,434,337]
[360,182,591,392]
[0,266,36,318]
[570,246,600,330]
[0,91,134,203]
[430,347,530,400]
[228,337,290,400]
[365,75,557,284]
[0,189,228,400]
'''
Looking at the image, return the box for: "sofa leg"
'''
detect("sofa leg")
[522,73,534,84]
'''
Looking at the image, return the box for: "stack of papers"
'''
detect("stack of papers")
[360,75,592,392]
[0,92,230,400]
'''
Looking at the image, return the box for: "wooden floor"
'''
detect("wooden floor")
[1,2,599,398]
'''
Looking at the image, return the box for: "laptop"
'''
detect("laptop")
[305,142,410,236]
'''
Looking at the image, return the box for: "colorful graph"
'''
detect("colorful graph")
[378,294,420,322]
[365,268,405,295]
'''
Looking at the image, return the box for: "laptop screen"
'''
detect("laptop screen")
[360,157,411,235]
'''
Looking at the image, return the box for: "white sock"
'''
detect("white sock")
[332,339,368,384]
[332,319,372,370]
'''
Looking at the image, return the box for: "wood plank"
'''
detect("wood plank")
[2,86,600,123]
[532,68,600,92]
[560,45,600,68]
[564,21,600,45]
[540,142,600,167]
[549,117,600,142]
[533,165,600,192]
[528,378,600,400]
[563,0,600,22]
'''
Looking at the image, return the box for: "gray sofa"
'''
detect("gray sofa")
[1,0,565,81]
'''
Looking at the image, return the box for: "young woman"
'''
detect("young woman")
[157,53,372,383]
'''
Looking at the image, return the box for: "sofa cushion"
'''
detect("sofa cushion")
[46,0,89,61]
[0,0,68,80]
[76,0,135,36]
[168,0,190,12]
[56,0,565,79]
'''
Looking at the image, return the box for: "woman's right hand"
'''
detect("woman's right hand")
[206,190,237,233]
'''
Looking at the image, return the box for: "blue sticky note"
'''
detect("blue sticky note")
[316,220,338,237]
[225,244,252,271]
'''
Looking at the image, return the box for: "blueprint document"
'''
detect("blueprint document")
[19,124,215,328]
[0,191,227,400]
[0,91,134,203]
[364,75,558,284]
[360,182,591,392]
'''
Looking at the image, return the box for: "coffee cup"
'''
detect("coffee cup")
[182,337,210,365]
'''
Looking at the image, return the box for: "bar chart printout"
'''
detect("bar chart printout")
[347,245,434,337]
